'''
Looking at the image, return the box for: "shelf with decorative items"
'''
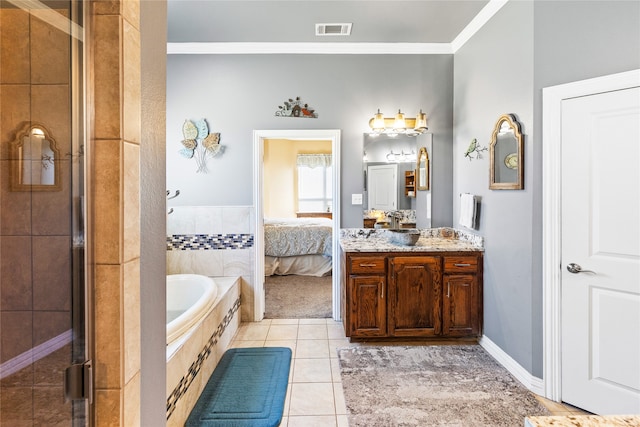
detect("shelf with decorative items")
[404,170,416,197]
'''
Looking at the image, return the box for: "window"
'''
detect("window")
[297,154,332,212]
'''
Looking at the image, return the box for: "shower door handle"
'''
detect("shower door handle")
[64,360,93,402]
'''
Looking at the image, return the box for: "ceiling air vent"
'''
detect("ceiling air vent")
[315,23,352,36]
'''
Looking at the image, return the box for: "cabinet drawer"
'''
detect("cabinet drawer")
[350,256,386,274]
[444,256,478,273]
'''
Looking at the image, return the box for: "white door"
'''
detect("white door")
[368,164,397,210]
[560,86,640,414]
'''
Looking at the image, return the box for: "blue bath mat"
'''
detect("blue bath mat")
[186,347,292,427]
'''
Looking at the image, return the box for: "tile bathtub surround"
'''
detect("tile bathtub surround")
[166,206,256,320]
[167,234,254,250]
[166,278,241,426]
[166,206,253,236]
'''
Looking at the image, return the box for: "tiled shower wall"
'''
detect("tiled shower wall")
[91,1,142,425]
[166,206,255,320]
[0,7,74,425]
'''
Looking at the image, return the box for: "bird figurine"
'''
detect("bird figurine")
[464,138,487,160]
[301,104,316,117]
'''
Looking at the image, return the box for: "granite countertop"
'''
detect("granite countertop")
[340,227,483,253]
[525,415,640,427]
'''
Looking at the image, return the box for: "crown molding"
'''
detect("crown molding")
[167,0,509,56]
[451,0,510,52]
[167,42,453,55]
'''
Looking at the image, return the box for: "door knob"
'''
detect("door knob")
[567,263,596,274]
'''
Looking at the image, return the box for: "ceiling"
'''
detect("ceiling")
[167,1,491,48]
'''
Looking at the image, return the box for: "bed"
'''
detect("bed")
[264,217,333,277]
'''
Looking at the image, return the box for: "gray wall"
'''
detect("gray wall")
[453,0,535,374]
[453,0,640,378]
[164,0,639,382]
[140,1,167,424]
[530,0,640,377]
[166,54,454,227]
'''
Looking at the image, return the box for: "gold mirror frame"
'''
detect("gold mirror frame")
[416,146,429,191]
[489,114,524,190]
[10,122,62,192]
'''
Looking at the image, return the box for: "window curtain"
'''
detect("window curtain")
[296,154,332,168]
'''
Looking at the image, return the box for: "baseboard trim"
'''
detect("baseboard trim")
[479,335,545,396]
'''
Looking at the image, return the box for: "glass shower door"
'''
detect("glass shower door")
[0,0,89,425]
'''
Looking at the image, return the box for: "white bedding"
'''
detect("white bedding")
[264,217,333,276]
[264,255,332,277]
[264,217,332,257]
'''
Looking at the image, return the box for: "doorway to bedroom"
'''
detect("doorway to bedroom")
[253,130,341,322]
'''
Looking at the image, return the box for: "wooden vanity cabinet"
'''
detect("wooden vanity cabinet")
[342,251,483,341]
[388,256,441,337]
[344,256,387,338]
[443,256,483,337]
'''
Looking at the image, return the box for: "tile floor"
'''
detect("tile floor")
[229,318,588,427]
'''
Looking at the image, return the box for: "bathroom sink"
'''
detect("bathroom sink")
[387,229,421,246]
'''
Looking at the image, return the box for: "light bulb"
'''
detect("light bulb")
[372,109,385,132]
[393,110,406,131]
[414,109,427,131]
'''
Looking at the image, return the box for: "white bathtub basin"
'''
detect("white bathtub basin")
[166,274,218,346]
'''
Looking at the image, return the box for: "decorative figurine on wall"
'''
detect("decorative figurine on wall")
[180,118,223,173]
[275,96,318,118]
[464,138,488,161]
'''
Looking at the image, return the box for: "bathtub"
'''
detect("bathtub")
[166,274,218,347]
[166,275,241,425]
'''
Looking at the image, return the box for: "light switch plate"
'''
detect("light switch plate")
[352,194,363,205]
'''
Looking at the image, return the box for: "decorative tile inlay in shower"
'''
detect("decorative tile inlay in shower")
[167,234,254,250]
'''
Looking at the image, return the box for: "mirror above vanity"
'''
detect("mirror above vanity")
[362,133,432,227]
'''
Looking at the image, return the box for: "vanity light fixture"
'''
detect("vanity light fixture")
[369,109,428,136]
[31,127,45,138]
[386,149,416,163]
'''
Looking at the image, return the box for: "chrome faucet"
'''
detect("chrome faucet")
[387,211,402,229]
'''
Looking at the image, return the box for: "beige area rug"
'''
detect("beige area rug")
[338,345,550,426]
[264,274,332,318]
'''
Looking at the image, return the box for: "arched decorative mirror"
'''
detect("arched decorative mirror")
[489,114,524,190]
[10,122,62,192]
[417,146,429,191]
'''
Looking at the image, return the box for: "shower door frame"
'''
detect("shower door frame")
[0,0,92,424]
[68,0,93,423]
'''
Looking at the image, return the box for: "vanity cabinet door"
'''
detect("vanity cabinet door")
[388,256,442,337]
[443,274,480,337]
[348,275,387,338]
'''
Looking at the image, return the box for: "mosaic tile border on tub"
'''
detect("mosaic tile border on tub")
[166,296,241,420]
[167,234,254,250]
